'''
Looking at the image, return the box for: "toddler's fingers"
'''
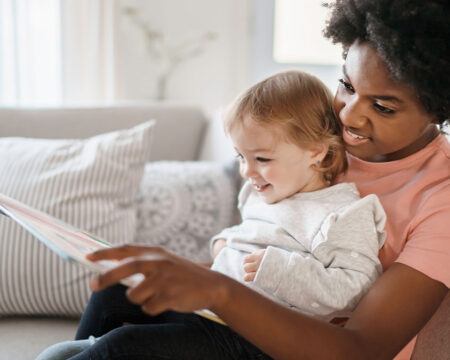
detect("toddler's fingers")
[243,272,256,282]
[243,252,258,263]
[243,261,259,273]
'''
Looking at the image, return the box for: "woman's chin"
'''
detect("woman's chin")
[345,144,378,162]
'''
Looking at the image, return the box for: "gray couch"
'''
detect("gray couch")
[0,104,447,360]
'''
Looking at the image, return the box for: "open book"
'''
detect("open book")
[0,193,224,325]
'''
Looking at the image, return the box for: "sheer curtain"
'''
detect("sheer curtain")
[0,0,119,107]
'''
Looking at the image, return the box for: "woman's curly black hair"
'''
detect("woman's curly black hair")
[323,0,449,130]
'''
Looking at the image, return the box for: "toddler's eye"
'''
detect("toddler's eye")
[256,157,270,163]
[338,78,355,93]
[235,153,244,160]
[374,103,395,114]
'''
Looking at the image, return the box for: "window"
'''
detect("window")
[251,0,343,92]
[273,0,342,65]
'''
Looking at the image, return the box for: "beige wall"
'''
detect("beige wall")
[117,0,252,114]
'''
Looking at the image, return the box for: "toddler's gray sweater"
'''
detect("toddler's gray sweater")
[210,182,386,320]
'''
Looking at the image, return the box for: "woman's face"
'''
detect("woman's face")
[334,41,438,162]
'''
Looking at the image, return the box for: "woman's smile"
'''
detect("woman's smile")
[342,127,370,146]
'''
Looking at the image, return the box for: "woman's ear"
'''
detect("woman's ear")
[431,116,440,125]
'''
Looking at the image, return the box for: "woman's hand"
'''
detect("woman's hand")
[243,249,266,282]
[87,245,228,316]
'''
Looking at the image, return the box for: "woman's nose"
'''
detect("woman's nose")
[335,95,368,129]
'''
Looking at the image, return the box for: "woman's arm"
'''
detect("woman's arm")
[88,246,447,360]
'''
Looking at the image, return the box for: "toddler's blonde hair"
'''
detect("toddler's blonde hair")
[224,70,346,183]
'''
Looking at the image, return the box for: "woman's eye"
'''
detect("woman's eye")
[338,78,355,93]
[256,157,270,163]
[374,103,395,114]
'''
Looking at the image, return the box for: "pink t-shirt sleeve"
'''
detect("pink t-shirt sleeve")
[395,182,450,288]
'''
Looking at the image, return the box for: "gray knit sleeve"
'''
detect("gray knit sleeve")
[253,194,386,318]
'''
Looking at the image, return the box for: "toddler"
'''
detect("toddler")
[210,69,386,319]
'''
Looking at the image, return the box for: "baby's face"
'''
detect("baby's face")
[230,118,325,204]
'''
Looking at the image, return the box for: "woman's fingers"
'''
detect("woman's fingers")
[87,245,166,261]
[87,244,229,316]
[126,275,158,305]
[90,255,162,291]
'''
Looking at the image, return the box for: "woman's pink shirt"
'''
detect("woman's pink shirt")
[339,134,449,359]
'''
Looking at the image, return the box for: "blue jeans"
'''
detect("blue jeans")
[72,284,272,360]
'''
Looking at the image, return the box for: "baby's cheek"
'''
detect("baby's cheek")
[263,167,280,183]
[239,164,247,179]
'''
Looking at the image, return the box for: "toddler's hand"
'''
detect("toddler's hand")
[212,238,227,259]
[243,249,266,282]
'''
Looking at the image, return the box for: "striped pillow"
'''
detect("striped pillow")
[0,121,155,317]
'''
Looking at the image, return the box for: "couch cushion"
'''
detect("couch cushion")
[135,161,240,262]
[0,121,155,317]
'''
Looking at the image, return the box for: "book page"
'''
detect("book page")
[0,193,225,325]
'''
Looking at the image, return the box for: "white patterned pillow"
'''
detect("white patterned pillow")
[136,161,240,262]
[0,121,155,317]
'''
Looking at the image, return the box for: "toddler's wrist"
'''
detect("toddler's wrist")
[212,238,227,258]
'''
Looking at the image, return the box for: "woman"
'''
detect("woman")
[64,1,450,359]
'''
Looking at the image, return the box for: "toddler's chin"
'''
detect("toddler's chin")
[258,194,280,205]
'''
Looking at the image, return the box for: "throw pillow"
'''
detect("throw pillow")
[135,161,240,262]
[0,120,155,317]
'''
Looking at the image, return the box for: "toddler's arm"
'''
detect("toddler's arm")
[252,195,386,318]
